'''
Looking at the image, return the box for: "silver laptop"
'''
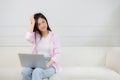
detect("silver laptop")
[18,53,46,69]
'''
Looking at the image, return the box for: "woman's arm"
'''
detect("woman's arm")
[46,34,61,67]
[51,34,61,63]
[25,16,36,44]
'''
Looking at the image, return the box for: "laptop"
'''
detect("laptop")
[18,53,46,69]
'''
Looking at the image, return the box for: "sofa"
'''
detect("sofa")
[0,47,120,80]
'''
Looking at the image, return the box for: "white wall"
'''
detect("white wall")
[0,0,120,46]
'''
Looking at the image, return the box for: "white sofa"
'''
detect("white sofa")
[0,47,120,80]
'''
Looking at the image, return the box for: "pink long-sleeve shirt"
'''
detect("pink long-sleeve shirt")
[25,31,62,73]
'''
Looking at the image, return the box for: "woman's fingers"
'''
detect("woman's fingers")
[30,15,35,25]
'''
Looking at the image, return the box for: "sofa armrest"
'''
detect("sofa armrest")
[105,47,120,73]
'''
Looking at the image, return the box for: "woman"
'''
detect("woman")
[22,12,62,80]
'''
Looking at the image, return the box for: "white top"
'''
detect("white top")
[37,32,51,57]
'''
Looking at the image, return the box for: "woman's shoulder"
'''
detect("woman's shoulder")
[49,31,58,38]
[49,31,60,41]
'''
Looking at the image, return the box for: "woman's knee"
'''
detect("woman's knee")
[22,67,33,76]
[32,68,43,75]
[44,67,56,78]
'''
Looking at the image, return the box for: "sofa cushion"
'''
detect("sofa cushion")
[50,67,120,80]
[0,67,22,80]
[60,47,107,67]
[1,67,120,80]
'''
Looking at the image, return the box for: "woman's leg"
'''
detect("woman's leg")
[22,67,33,80]
[32,67,55,80]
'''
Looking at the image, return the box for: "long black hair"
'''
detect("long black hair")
[33,12,52,38]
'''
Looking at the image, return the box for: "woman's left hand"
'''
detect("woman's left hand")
[45,63,50,68]
[45,60,55,68]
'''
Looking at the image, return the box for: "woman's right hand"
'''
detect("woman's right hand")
[28,16,35,32]
[30,16,35,25]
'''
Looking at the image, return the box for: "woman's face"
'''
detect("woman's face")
[37,18,48,32]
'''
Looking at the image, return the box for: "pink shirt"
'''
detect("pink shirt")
[25,31,62,73]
